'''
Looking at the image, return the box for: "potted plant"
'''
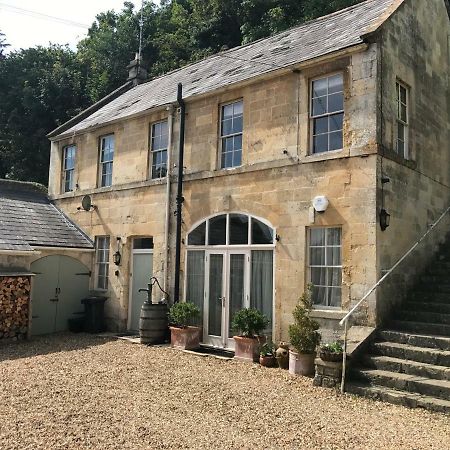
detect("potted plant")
[319,341,344,362]
[168,302,201,350]
[259,341,276,367]
[288,286,321,376]
[232,308,269,362]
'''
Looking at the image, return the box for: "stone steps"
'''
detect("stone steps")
[353,369,450,401]
[390,320,450,337]
[379,330,450,351]
[373,341,450,366]
[408,292,449,303]
[396,309,450,325]
[403,302,450,314]
[362,355,450,381]
[346,382,450,414]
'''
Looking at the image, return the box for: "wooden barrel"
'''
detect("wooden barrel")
[139,303,168,344]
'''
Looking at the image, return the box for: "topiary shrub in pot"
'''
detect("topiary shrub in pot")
[232,308,269,362]
[168,302,201,350]
[259,341,276,367]
[288,286,321,376]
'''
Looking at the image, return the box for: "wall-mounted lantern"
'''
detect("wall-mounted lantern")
[379,208,391,231]
[113,237,122,266]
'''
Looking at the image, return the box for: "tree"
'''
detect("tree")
[0,30,9,60]
[0,46,89,183]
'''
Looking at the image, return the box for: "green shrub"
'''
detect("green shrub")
[231,308,269,338]
[320,341,344,353]
[288,285,321,354]
[260,341,275,357]
[168,302,200,328]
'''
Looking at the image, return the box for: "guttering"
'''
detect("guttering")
[33,246,95,252]
[173,83,186,304]
[0,250,41,256]
[163,105,175,298]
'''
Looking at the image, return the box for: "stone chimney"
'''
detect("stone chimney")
[127,53,148,86]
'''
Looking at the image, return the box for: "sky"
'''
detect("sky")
[0,1,159,51]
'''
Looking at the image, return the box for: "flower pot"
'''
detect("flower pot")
[233,335,265,362]
[289,350,315,376]
[170,326,201,350]
[319,350,343,363]
[259,355,276,367]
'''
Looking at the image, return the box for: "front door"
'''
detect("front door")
[204,251,249,349]
[129,249,153,331]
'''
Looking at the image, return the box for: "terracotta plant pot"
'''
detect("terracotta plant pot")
[289,350,315,376]
[259,355,276,367]
[170,326,201,350]
[234,335,266,362]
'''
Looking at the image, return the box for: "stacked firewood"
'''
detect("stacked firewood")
[0,276,30,340]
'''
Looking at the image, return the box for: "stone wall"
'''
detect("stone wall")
[375,0,450,324]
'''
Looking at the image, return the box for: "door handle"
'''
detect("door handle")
[49,298,59,303]
[218,296,225,306]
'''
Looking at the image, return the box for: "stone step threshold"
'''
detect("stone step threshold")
[346,382,450,415]
[183,345,235,360]
[380,330,450,350]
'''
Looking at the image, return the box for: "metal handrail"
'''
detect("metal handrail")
[339,205,450,394]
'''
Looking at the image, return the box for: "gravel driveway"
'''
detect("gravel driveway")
[0,334,448,450]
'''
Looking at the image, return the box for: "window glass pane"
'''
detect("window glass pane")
[397,139,404,155]
[222,119,233,136]
[328,93,344,113]
[313,134,328,153]
[326,247,341,266]
[400,104,407,123]
[312,97,327,116]
[251,219,273,244]
[232,115,243,134]
[328,287,341,307]
[311,267,326,286]
[188,222,206,246]
[233,150,242,167]
[223,104,234,119]
[400,86,407,103]
[313,117,328,135]
[233,101,243,116]
[328,268,342,287]
[312,78,327,98]
[229,214,249,245]
[310,247,325,266]
[329,113,343,132]
[329,131,343,151]
[209,215,227,245]
[312,285,327,306]
[310,228,325,246]
[133,238,154,250]
[233,134,242,151]
[327,228,341,245]
[328,74,343,93]
[186,251,205,327]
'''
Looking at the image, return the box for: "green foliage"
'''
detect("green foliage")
[168,301,200,328]
[320,341,344,354]
[260,341,275,357]
[231,308,269,338]
[288,285,321,354]
[0,31,8,60]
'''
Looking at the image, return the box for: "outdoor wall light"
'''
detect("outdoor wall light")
[114,237,122,265]
[379,208,391,231]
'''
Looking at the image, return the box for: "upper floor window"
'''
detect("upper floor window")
[220,100,243,169]
[309,227,342,308]
[62,144,76,193]
[310,73,344,154]
[99,134,114,187]
[396,81,409,159]
[95,236,110,290]
[150,120,168,179]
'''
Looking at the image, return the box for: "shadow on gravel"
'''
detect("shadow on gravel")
[0,333,115,363]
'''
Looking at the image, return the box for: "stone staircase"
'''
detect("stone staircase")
[346,244,450,414]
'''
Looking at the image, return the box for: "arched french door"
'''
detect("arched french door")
[185,213,275,350]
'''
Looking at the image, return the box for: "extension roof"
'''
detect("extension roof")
[0,180,93,252]
[51,0,401,139]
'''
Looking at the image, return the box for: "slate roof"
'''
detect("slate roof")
[0,180,93,252]
[53,0,399,139]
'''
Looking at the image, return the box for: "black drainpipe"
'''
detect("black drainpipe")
[173,83,186,304]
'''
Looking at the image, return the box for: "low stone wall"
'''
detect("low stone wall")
[313,358,343,389]
[0,275,31,340]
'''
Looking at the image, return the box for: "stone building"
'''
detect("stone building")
[46,0,450,353]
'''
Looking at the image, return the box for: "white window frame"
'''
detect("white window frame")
[62,144,76,193]
[95,236,110,290]
[99,134,114,187]
[308,227,342,308]
[150,120,168,179]
[309,73,344,154]
[396,81,409,159]
[219,99,243,169]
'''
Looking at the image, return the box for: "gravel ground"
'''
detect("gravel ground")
[0,334,449,450]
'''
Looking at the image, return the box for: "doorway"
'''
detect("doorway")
[128,237,154,332]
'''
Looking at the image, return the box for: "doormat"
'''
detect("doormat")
[186,346,234,360]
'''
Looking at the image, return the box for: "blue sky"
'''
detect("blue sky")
[0,1,159,51]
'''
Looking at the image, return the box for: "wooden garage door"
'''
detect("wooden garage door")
[31,255,90,335]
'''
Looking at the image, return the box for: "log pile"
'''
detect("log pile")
[0,276,30,340]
